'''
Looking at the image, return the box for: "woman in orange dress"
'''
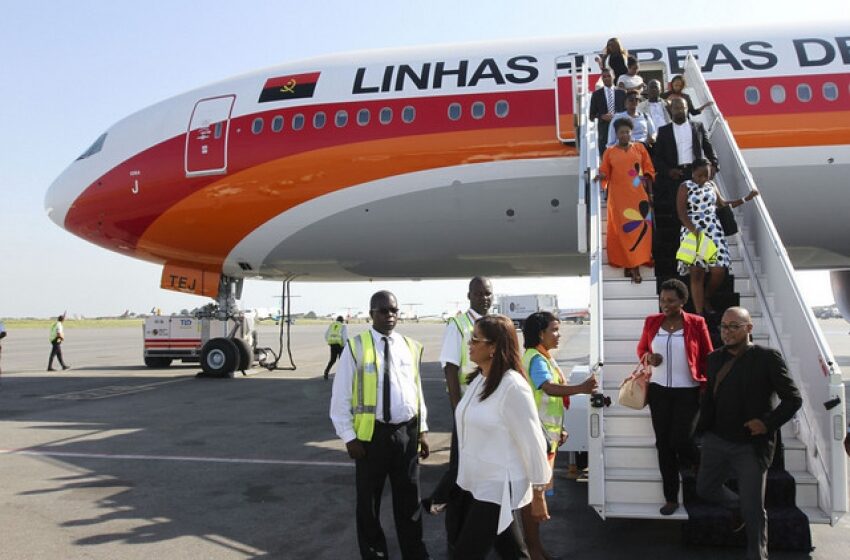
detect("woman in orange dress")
[597,118,655,283]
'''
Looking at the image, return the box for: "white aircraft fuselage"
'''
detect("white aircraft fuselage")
[45,24,850,298]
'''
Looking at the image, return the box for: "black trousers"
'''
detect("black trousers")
[450,490,530,560]
[324,344,343,377]
[355,418,428,560]
[647,383,701,502]
[48,341,67,369]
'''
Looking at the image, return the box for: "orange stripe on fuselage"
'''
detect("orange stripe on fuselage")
[137,126,572,267]
[727,111,850,149]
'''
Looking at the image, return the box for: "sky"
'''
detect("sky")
[0,1,844,318]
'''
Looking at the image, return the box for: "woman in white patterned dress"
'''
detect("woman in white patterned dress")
[676,159,759,314]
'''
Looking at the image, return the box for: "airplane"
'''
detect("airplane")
[45,24,850,318]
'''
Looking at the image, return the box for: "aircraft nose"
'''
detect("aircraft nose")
[45,165,81,229]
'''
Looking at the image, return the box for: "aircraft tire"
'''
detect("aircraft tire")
[144,356,172,368]
[233,338,253,371]
[201,338,238,378]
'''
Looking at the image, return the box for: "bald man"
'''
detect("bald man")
[696,307,802,560]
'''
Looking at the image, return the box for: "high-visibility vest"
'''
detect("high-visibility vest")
[676,231,718,265]
[449,311,476,389]
[522,348,565,454]
[325,322,344,345]
[349,332,423,442]
[49,322,62,343]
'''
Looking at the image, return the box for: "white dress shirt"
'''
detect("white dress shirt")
[455,370,551,533]
[651,329,699,388]
[439,309,481,370]
[641,99,671,127]
[673,121,694,165]
[329,328,428,443]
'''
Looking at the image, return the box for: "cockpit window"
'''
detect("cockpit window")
[77,133,107,160]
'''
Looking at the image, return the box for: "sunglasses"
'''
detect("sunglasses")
[469,335,491,344]
[719,322,749,331]
[372,307,399,315]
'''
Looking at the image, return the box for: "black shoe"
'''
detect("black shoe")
[47,368,56,371]
[729,509,746,532]
[62,365,71,370]
[660,502,679,515]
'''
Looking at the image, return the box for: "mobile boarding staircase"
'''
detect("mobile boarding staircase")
[562,53,847,547]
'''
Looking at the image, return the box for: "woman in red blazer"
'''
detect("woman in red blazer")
[636,278,713,516]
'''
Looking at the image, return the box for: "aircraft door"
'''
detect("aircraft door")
[554,55,576,143]
[185,95,235,177]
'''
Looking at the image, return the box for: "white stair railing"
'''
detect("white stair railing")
[566,53,608,517]
[684,54,847,525]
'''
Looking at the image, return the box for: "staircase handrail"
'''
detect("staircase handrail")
[684,54,847,524]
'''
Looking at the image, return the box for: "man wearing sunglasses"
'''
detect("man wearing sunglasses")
[329,290,431,560]
[696,307,801,560]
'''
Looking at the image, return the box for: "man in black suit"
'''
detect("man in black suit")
[588,68,625,157]
[651,97,719,277]
[696,307,802,560]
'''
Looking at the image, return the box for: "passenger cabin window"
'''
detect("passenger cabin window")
[357,108,370,126]
[313,112,326,129]
[495,100,509,118]
[448,103,462,121]
[770,85,786,104]
[471,101,485,119]
[271,115,284,133]
[293,113,305,130]
[379,107,393,125]
[77,132,108,160]
[796,84,812,102]
[252,117,264,134]
[402,105,415,123]
[335,110,348,127]
[214,122,224,139]
[823,82,838,101]
[744,86,760,105]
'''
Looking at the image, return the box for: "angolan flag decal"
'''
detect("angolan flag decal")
[258,72,321,102]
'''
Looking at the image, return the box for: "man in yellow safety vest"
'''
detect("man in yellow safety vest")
[323,315,348,380]
[329,291,430,560]
[47,314,70,371]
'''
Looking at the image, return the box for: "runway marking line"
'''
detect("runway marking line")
[42,377,191,400]
[0,448,354,468]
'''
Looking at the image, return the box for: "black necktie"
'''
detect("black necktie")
[382,336,391,422]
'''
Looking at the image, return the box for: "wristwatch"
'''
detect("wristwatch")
[532,484,547,492]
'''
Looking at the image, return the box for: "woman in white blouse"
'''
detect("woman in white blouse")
[451,314,551,559]
[636,279,713,516]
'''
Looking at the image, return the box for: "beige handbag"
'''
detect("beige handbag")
[618,354,652,410]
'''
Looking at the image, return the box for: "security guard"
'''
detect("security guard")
[323,315,348,380]
[329,291,430,560]
[424,277,492,526]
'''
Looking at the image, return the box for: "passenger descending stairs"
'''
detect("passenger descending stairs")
[599,224,824,527]
[568,53,844,552]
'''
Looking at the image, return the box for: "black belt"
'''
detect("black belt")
[375,417,417,430]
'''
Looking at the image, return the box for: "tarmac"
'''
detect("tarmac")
[0,319,848,559]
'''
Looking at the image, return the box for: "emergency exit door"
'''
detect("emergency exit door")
[185,95,235,177]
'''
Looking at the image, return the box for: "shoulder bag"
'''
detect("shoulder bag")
[618,354,652,410]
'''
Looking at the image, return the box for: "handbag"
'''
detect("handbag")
[618,354,652,410]
[717,204,739,236]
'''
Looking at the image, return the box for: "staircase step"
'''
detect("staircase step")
[604,294,758,317]
[603,333,769,357]
[602,314,767,338]
[602,501,688,520]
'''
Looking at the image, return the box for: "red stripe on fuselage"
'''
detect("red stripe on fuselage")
[64,71,850,263]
